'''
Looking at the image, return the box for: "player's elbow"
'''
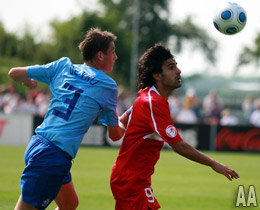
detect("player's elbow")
[8,67,27,81]
[109,133,123,141]
[8,68,17,79]
[108,126,124,141]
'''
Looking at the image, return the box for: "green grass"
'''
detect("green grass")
[0,146,259,210]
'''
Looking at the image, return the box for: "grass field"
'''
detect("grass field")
[0,145,259,210]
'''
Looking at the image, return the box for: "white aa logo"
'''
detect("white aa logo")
[236,185,258,207]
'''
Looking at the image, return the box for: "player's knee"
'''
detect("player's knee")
[57,198,79,210]
[73,197,79,210]
[67,197,79,210]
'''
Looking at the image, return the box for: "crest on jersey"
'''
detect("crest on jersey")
[165,125,177,138]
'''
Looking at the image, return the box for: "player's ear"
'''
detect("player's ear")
[97,51,104,61]
[153,73,162,82]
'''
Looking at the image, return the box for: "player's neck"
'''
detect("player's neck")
[84,59,109,73]
[85,61,98,69]
[154,84,172,100]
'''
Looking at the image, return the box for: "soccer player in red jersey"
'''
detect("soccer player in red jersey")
[110,44,239,210]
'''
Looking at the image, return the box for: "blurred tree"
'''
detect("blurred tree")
[171,17,217,63]
[16,31,37,61]
[0,22,19,57]
[0,1,218,90]
[50,17,83,63]
[96,0,217,88]
[236,34,260,69]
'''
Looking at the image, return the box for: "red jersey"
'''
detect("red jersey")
[111,86,183,209]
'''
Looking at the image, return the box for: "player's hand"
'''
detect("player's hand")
[22,79,38,89]
[211,160,240,181]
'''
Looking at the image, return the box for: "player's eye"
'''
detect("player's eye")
[168,65,176,70]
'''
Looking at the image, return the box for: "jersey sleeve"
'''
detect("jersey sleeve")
[150,91,183,144]
[97,84,119,126]
[27,57,68,84]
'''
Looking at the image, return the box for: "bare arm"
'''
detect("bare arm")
[170,141,240,181]
[107,110,130,141]
[8,67,38,88]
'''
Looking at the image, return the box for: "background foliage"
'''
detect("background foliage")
[0,0,217,89]
[0,0,258,99]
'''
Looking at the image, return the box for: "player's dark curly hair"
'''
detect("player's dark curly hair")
[137,44,174,89]
[79,28,117,62]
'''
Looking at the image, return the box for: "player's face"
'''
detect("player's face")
[160,58,181,90]
[101,42,118,73]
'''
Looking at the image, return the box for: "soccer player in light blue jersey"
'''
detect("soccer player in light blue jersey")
[9,28,129,210]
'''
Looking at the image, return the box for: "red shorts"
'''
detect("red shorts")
[113,187,161,210]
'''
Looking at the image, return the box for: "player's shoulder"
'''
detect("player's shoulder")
[135,87,162,108]
[98,70,117,89]
[148,86,160,97]
[47,57,72,70]
[141,86,166,102]
[56,57,72,65]
[145,86,169,110]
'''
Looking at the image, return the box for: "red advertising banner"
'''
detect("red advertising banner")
[215,126,260,152]
[33,116,260,152]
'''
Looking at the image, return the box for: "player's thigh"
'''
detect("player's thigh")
[54,181,78,210]
[21,135,72,209]
[14,196,38,210]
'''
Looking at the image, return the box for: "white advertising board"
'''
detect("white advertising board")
[0,113,33,145]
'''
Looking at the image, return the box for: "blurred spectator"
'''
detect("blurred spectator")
[242,94,255,122]
[220,108,238,126]
[34,89,50,117]
[175,100,198,124]
[0,81,258,129]
[117,90,134,115]
[207,101,222,124]
[183,88,201,119]
[14,90,38,115]
[249,98,260,127]
[0,85,6,111]
[2,83,20,114]
[203,90,222,125]
[168,92,182,121]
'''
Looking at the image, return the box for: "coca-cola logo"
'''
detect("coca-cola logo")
[216,127,260,151]
[0,119,9,138]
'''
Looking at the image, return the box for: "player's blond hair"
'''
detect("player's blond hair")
[79,28,117,62]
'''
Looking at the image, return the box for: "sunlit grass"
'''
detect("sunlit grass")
[0,146,259,210]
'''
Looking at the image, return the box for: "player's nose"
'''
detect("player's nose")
[177,67,181,74]
[114,53,118,61]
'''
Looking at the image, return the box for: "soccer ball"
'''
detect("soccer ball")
[213,1,247,35]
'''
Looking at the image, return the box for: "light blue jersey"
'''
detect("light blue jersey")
[27,57,119,158]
